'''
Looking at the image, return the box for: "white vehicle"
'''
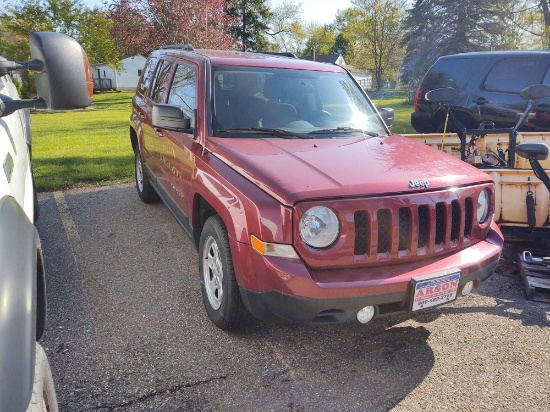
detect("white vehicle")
[0,32,92,411]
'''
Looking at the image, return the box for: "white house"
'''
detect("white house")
[92,55,147,92]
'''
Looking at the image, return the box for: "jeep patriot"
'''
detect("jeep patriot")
[130,45,504,330]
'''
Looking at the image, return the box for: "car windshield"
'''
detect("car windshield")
[211,66,388,139]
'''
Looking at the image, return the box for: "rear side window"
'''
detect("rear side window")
[137,57,158,95]
[423,58,475,90]
[167,64,196,120]
[150,60,173,103]
[484,58,548,93]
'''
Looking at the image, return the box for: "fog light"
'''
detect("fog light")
[356,306,376,324]
[462,281,474,296]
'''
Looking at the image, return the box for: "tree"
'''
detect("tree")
[108,0,151,57]
[268,1,306,54]
[304,24,337,56]
[401,0,517,88]
[509,1,550,48]
[333,32,350,57]
[108,0,238,54]
[0,0,120,96]
[0,0,119,64]
[227,0,273,51]
[343,0,406,90]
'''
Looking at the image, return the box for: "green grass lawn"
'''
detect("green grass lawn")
[367,89,416,135]
[31,90,415,191]
[32,92,135,191]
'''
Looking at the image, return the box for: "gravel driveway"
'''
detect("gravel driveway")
[37,184,550,411]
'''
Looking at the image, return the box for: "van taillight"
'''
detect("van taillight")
[414,88,422,112]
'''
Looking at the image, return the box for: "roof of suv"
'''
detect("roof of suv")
[441,50,550,59]
[156,47,347,72]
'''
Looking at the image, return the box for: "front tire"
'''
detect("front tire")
[26,343,58,412]
[134,150,159,203]
[199,215,250,330]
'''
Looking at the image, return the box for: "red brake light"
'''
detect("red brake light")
[414,88,422,112]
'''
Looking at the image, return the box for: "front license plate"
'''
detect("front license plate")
[411,269,461,311]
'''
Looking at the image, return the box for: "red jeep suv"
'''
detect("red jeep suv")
[130,45,503,330]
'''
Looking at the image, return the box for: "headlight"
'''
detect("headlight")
[477,188,490,223]
[299,206,339,248]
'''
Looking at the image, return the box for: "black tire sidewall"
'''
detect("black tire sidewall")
[134,150,158,203]
[198,216,239,329]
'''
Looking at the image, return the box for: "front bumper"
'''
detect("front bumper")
[233,222,504,324]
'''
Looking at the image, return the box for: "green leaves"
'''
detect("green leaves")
[0,0,120,68]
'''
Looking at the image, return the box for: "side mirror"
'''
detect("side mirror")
[0,32,92,117]
[30,32,93,110]
[516,143,549,161]
[152,103,194,133]
[425,87,457,104]
[519,84,550,101]
[379,107,394,127]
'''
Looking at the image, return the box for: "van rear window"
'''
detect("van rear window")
[423,58,474,90]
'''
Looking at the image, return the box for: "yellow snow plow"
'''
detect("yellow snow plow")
[402,86,550,242]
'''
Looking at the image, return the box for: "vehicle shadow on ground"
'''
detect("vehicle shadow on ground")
[233,316,434,411]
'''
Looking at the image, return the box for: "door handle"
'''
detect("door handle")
[154,127,164,137]
[473,97,488,105]
[138,111,146,119]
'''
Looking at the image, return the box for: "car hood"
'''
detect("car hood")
[207,134,493,206]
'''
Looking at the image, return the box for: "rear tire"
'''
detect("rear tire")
[134,150,159,203]
[26,343,58,412]
[199,215,250,330]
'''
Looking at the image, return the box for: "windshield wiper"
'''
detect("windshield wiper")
[308,127,379,137]
[217,128,311,139]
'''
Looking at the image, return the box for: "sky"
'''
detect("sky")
[82,0,352,25]
[269,0,351,25]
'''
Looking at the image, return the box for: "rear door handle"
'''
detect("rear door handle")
[138,111,146,119]
[474,97,488,105]
[154,127,164,137]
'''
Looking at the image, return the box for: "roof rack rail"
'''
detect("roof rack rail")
[160,44,195,52]
[253,51,297,59]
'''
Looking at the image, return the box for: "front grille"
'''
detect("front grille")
[296,185,491,271]
[451,200,461,242]
[377,209,391,253]
[435,202,446,245]
[354,212,369,255]
[398,208,412,251]
[418,205,430,248]
[464,198,473,238]
[353,196,476,259]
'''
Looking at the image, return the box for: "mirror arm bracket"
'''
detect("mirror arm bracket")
[0,57,45,77]
[0,94,47,118]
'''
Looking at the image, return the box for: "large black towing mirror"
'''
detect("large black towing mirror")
[516,143,550,192]
[0,32,92,118]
